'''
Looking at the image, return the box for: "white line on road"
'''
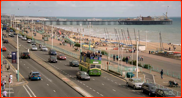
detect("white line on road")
[26,85,37,97]
[100,94,103,96]
[97,92,99,94]
[47,84,49,86]
[23,85,32,97]
[92,79,95,80]
[53,90,56,92]
[93,90,95,92]
[90,88,92,89]
[113,89,116,92]
[102,83,104,85]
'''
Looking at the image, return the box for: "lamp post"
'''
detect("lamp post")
[146,31,148,49]
[52,25,53,49]
[136,35,139,78]
[80,24,82,53]
[17,31,19,81]
[89,22,91,50]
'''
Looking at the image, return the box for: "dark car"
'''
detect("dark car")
[141,83,158,96]
[20,52,30,59]
[57,54,66,60]
[76,71,90,80]
[48,56,57,63]
[155,88,175,97]
[13,32,17,35]
[70,60,79,67]
[31,41,36,45]
[49,49,57,55]
[3,40,9,43]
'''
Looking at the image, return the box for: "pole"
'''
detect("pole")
[80,24,82,53]
[17,33,19,81]
[32,19,33,40]
[146,31,148,49]
[52,25,53,49]
[1,26,3,73]
[9,69,10,97]
[136,35,139,78]
[89,22,91,50]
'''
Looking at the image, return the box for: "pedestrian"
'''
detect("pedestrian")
[160,69,163,79]
[1,79,6,90]
[116,55,118,61]
[174,46,176,51]
[149,50,150,54]
[9,74,13,84]
[126,56,128,64]
[2,89,7,97]
[133,48,136,53]
[113,55,115,61]
[141,57,143,61]
[169,47,171,51]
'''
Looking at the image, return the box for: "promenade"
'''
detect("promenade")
[20,23,181,95]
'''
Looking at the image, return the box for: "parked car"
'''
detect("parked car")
[70,60,79,67]
[126,78,144,89]
[41,46,48,51]
[20,52,30,59]
[49,49,57,55]
[57,54,66,60]
[18,34,22,38]
[3,39,9,43]
[7,52,12,59]
[13,32,17,35]
[9,34,14,37]
[76,71,90,80]
[27,39,31,43]
[155,88,175,97]
[31,46,38,51]
[28,72,41,81]
[48,56,57,63]
[31,41,36,45]
[141,83,158,96]
[2,46,7,51]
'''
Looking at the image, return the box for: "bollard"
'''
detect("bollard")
[28,49,29,52]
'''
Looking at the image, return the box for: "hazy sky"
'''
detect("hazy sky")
[1,1,181,17]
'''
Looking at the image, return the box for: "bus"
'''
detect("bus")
[79,52,102,76]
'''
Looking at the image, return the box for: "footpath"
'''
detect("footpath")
[20,25,181,96]
[1,56,27,97]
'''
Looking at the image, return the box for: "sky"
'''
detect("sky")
[1,1,181,17]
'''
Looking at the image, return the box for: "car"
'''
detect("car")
[9,34,14,37]
[18,34,22,38]
[7,52,12,59]
[155,88,175,97]
[2,46,7,51]
[31,46,38,51]
[3,40,9,43]
[141,83,158,96]
[70,60,79,67]
[48,56,57,63]
[9,33,12,36]
[20,52,30,59]
[57,54,66,60]
[126,78,144,89]
[76,71,90,80]
[27,39,31,43]
[13,32,17,35]
[31,41,36,45]
[49,49,57,55]
[28,72,41,81]
[41,46,48,51]
[22,37,27,40]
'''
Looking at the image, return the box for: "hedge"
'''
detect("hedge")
[10,27,16,32]
[143,64,152,69]
[101,50,108,56]
[74,43,80,47]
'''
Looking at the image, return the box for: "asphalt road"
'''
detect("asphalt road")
[3,40,82,97]
[7,35,149,97]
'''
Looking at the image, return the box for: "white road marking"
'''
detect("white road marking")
[97,92,99,94]
[26,85,36,97]
[115,82,117,84]
[92,79,95,80]
[90,88,92,89]
[93,90,95,92]
[23,85,32,97]
[119,84,121,85]
[24,64,25,65]
[53,90,56,92]
[100,94,103,96]
[86,86,89,87]
[27,67,29,68]
[132,90,135,92]
[113,89,116,92]
[83,84,85,85]
[47,84,49,86]
[102,83,104,85]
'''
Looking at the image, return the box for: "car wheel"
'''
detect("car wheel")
[133,85,136,89]
[142,89,144,93]
[155,95,157,97]
[149,93,151,96]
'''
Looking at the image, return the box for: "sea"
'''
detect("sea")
[46,17,181,44]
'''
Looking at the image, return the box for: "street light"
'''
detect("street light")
[146,31,148,49]
[136,35,139,78]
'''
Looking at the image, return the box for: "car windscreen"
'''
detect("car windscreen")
[73,61,78,64]
[51,50,56,52]
[80,72,88,75]
[95,65,101,69]
[164,90,175,96]
[51,56,56,59]
[32,73,40,76]
[133,79,142,83]
[32,46,36,48]
[90,65,95,68]
[23,52,29,54]
[150,85,157,90]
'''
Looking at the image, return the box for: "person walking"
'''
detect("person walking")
[160,69,163,79]
[9,74,13,84]
[2,89,7,97]
[174,46,176,51]
[1,79,6,90]
[126,56,128,64]
[113,55,115,61]
[116,55,118,61]
[169,47,171,51]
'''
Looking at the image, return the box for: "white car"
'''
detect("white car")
[126,78,144,89]
[18,34,22,38]
[22,37,27,40]
[27,39,31,43]
[41,46,48,51]
[31,46,38,51]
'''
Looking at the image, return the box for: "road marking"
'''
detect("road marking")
[93,90,95,92]
[26,85,36,97]
[113,89,116,92]
[53,90,56,92]
[86,86,89,87]
[100,94,103,96]
[47,84,49,86]
[115,82,117,84]
[119,84,121,85]
[83,84,85,85]
[92,79,95,80]
[90,88,92,89]
[102,83,104,85]
[132,90,136,92]
[24,64,25,65]
[27,67,29,68]
[23,85,32,97]
[97,92,99,94]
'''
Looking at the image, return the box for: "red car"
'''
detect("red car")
[2,46,7,51]
[57,54,66,60]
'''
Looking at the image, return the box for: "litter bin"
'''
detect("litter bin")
[126,72,135,78]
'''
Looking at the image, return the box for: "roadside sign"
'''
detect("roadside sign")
[12,52,17,63]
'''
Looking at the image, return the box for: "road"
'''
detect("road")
[3,40,82,97]
[5,35,149,97]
